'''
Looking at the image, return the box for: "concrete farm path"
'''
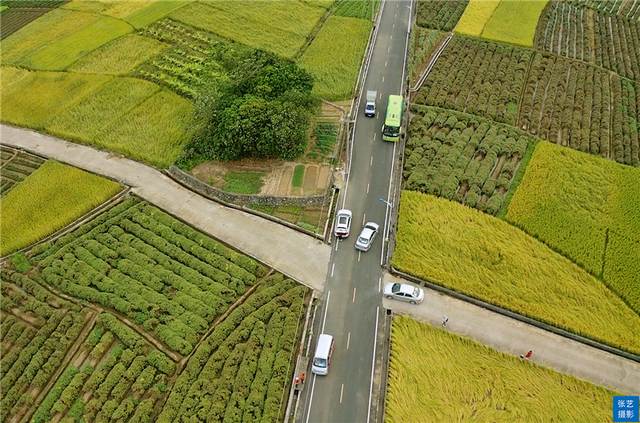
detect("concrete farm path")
[0,124,330,292]
[383,272,640,396]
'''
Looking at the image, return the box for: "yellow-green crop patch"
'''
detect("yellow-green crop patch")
[68,33,166,75]
[25,16,132,70]
[505,142,640,314]
[1,9,100,66]
[0,70,110,128]
[169,1,324,59]
[392,191,640,354]
[0,160,121,256]
[299,15,370,100]
[454,0,500,36]
[481,1,548,47]
[387,316,619,423]
[46,77,160,141]
[0,66,31,90]
[122,0,190,29]
[93,91,193,168]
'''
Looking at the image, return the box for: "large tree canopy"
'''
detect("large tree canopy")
[180,50,319,167]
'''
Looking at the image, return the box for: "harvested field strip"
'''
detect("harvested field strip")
[505,142,640,314]
[386,316,619,423]
[299,15,371,100]
[0,160,121,256]
[404,106,537,215]
[392,191,640,355]
[169,1,324,59]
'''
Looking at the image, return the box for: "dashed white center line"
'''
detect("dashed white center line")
[331,263,335,277]
[370,156,373,166]
[352,287,357,303]
[384,61,388,67]
[347,332,351,349]
[367,183,370,194]
[362,214,366,225]
[340,384,345,403]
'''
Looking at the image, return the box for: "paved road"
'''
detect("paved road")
[0,124,331,292]
[382,273,640,396]
[300,1,411,421]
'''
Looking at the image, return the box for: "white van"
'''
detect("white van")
[311,334,334,376]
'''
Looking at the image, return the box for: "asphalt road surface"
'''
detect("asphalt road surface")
[299,1,411,421]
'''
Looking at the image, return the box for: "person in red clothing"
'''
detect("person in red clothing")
[301,373,306,384]
[525,350,532,359]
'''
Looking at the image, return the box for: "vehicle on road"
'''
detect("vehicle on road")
[365,90,377,117]
[312,334,335,375]
[334,209,352,238]
[382,282,424,304]
[355,222,379,251]
[383,282,424,304]
[382,94,403,141]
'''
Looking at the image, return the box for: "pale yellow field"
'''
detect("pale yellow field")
[455,0,500,36]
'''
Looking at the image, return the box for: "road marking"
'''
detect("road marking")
[352,287,357,303]
[370,156,373,166]
[358,251,361,262]
[331,263,335,277]
[384,60,387,67]
[367,183,370,194]
[362,214,366,225]
[379,92,382,100]
[322,291,330,333]
[340,383,344,403]
[392,24,395,28]
[382,76,385,83]
[367,307,379,423]
[335,242,339,251]
[378,277,382,292]
[388,47,390,53]
[390,35,393,40]
[347,332,351,349]
[373,132,376,141]
[306,374,317,423]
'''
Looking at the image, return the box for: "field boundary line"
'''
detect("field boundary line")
[389,266,640,363]
[410,33,452,93]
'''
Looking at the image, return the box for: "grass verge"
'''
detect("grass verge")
[222,171,265,194]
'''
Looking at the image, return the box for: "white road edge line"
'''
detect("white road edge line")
[322,290,331,334]
[305,374,317,423]
[367,306,380,423]
[331,263,335,277]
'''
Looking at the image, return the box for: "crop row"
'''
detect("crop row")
[333,0,375,19]
[405,106,535,215]
[536,2,592,62]
[569,0,640,20]
[0,147,45,197]
[0,271,87,422]
[612,76,640,166]
[0,8,56,39]
[158,273,307,422]
[415,0,469,31]
[416,35,532,126]
[518,52,612,158]
[31,312,174,423]
[536,3,640,80]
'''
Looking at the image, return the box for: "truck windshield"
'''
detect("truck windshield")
[313,357,327,367]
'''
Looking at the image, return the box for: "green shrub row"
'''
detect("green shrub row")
[52,367,91,413]
[32,365,79,423]
[129,398,155,423]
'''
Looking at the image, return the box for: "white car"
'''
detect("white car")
[355,222,379,251]
[334,209,352,238]
[383,282,424,304]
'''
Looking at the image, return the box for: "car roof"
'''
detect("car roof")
[337,209,352,217]
[363,222,379,230]
[398,284,416,295]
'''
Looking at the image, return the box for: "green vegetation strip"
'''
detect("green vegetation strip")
[299,15,371,100]
[292,165,305,187]
[392,191,640,354]
[0,160,121,256]
[387,316,618,423]
[505,142,640,314]
[223,171,265,194]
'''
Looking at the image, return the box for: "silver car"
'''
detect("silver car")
[355,222,379,251]
[334,209,352,238]
[383,282,424,304]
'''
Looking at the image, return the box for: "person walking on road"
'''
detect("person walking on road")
[520,350,533,359]
[442,316,449,327]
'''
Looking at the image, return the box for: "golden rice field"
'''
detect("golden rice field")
[0,160,121,256]
[60,0,188,28]
[505,142,640,314]
[68,34,166,75]
[454,0,500,37]
[386,316,619,423]
[169,1,325,59]
[1,70,111,128]
[480,1,548,47]
[299,15,371,100]
[392,191,640,354]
